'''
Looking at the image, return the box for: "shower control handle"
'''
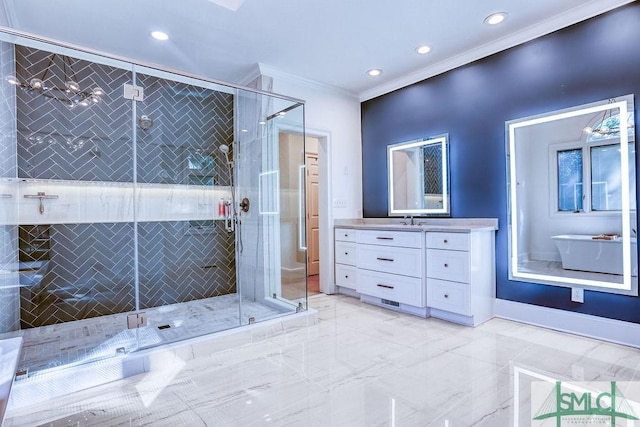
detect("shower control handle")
[239,197,250,213]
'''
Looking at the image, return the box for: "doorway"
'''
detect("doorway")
[305,137,320,295]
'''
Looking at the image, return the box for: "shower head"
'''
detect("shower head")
[219,144,233,167]
[138,115,154,130]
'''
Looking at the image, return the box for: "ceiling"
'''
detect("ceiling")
[0,0,633,100]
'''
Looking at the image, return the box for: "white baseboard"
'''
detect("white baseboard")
[495,299,640,348]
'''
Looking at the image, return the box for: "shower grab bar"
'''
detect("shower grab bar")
[24,192,58,214]
[298,164,307,251]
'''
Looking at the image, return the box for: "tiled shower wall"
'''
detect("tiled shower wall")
[14,45,236,328]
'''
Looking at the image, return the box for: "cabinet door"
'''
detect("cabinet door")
[426,232,469,251]
[335,241,357,265]
[427,249,470,283]
[357,269,424,307]
[357,244,422,277]
[334,228,357,242]
[335,264,357,289]
[427,279,471,316]
[357,230,422,248]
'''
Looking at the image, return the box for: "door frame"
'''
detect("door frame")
[305,127,334,295]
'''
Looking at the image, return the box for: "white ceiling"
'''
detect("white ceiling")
[0,0,633,100]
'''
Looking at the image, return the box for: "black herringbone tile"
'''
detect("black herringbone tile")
[15,45,237,328]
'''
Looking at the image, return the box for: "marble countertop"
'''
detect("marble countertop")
[334,218,498,232]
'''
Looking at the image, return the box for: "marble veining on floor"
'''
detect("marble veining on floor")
[1,294,292,376]
[5,294,640,426]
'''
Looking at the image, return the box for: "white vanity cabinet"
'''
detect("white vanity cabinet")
[334,222,496,325]
[426,231,495,326]
[334,228,357,290]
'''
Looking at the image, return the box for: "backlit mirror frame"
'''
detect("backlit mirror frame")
[506,95,637,294]
[388,134,450,217]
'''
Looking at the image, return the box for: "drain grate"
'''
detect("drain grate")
[15,369,28,381]
[158,324,171,330]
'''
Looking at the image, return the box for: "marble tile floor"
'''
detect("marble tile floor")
[5,293,640,426]
[1,294,293,377]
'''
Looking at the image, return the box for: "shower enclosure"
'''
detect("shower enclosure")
[0,31,307,378]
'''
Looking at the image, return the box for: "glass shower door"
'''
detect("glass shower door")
[132,66,240,348]
[235,88,307,324]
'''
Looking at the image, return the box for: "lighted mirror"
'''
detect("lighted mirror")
[506,95,637,295]
[388,134,450,216]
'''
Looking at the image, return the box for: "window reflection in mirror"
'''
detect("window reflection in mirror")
[388,134,450,217]
[506,95,637,295]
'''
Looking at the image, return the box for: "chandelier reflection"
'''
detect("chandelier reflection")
[583,100,634,138]
[6,53,103,108]
[25,131,91,153]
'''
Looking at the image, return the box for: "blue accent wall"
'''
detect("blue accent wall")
[361,3,640,323]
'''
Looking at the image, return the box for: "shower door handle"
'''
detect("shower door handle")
[298,164,307,251]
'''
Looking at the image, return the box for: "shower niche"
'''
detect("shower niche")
[0,31,307,376]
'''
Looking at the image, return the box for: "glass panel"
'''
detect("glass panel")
[277,115,307,305]
[235,88,306,325]
[557,148,583,212]
[133,69,238,348]
[0,40,138,374]
[0,39,19,337]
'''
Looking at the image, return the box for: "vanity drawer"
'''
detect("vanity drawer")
[357,244,422,277]
[427,249,470,283]
[335,228,357,242]
[357,269,424,307]
[357,229,422,248]
[335,264,357,290]
[426,232,469,251]
[427,278,471,316]
[335,241,357,265]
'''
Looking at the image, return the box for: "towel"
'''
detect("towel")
[592,233,619,240]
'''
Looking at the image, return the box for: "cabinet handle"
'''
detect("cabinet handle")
[344,234,348,237]
[444,263,448,268]
[377,284,395,289]
[345,252,349,255]
[376,237,394,240]
[444,294,449,298]
[345,275,349,278]
[444,239,448,244]
[376,257,394,262]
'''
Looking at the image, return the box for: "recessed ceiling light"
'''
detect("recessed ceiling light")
[484,12,507,25]
[151,31,169,41]
[367,69,383,77]
[415,45,431,55]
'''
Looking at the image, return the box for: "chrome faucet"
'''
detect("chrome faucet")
[403,215,415,226]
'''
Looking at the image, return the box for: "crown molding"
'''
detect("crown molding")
[359,0,636,102]
[257,63,359,100]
